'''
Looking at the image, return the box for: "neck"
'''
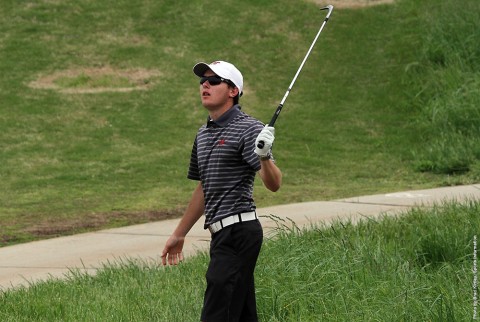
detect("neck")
[208,103,234,121]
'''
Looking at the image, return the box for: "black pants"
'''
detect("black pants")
[201,220,263,322]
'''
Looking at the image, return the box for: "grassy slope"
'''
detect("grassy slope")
[0,0,478,245]
[1,201,477,320]
[0,1,478,319]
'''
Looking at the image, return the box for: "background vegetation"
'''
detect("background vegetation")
[407,0,480,174]
[0,0,478,320]
[1,0,478,246]
[1,201,477,321]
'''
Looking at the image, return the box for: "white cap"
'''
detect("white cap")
[193,61,243,96]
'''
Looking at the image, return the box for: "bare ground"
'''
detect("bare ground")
[310,0,395,8]
[1,208,184,246]
[28,66,161,94]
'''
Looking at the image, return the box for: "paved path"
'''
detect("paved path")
[1,184,479,291]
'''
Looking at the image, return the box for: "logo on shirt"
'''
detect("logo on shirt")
[218,139,225,146]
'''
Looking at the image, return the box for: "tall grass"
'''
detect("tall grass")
[1,200,477,321]
[406,0,480,174]
[257,201,477,321]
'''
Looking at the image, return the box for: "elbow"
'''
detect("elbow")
[267,179,282,192]
[259,166,282,192]
[269,184,281,192]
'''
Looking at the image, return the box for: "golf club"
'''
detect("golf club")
[257,4,333,149]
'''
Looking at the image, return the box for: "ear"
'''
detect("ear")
[229,86,239,98]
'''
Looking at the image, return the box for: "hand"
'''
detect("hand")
[161,235,185,266]
[255,125,275,158]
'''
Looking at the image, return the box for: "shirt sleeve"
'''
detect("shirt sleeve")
[241,121,265,172]
[187,136,201,181]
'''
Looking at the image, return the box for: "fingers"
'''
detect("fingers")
[160,244,169,265]
[170,252,183,265]
[255,126,275,157]
[258,131,274,144]
[161,251,167,266]
[161,242,183,266]
[264,125,275,136]
[258,126,275,146]
[161,235,185,266]
[161,252,184,266]
[178,251,184,264]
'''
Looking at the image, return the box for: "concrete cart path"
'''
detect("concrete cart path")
[1,184,479,291]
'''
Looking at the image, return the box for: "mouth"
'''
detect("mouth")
[202,91,210,97]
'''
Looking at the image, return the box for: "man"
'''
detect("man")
[161,60,282,322]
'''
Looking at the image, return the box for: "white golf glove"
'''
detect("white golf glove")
[254,125,275,158]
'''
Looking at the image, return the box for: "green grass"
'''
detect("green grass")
[1,0,478,319]
[0,0,478,247]
[1,200,477,321]
[405,0,480,174]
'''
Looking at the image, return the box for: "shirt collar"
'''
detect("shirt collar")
[207,104,242,128]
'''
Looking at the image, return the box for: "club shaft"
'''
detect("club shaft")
[258,5,333,149]
[271,5,332,126]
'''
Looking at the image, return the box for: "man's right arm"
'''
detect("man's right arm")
[161,182,205,265]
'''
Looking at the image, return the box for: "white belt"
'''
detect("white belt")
[208,211,257,235]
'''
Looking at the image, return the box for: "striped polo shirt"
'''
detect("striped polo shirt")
[188,105,269,228]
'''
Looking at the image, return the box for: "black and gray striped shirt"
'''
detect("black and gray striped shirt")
[188,105,268,228]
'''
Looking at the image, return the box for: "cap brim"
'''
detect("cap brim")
[193,62,210,77]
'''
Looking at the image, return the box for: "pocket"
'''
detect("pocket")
[231,220,263,253]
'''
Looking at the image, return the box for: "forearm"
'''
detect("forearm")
[258,159,282,192]
[172,182,205,237]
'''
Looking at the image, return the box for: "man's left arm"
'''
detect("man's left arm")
[258,158,282,192]
[255,125,282,192]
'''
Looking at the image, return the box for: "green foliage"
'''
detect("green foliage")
[405,0,480,174]
[1,201,477,321]
[256,200,478,321]
[1,0,479,246]
[0,0,478,320]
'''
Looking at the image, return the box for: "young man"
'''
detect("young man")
[161,60,282,321]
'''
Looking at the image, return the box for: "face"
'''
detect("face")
[199,70,239,112]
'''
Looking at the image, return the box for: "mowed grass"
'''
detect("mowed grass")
[0,0,477,245]
[0,0,466,245]
[1,200,477,321]
[0,0,478,245]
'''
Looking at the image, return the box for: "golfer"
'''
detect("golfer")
[161,60,282,321]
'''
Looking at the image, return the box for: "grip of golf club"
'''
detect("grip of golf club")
[256,107,281,149]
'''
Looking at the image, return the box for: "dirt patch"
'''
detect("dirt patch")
[310,0,395,8]
[28,66,161,94]
[23,208,184,240]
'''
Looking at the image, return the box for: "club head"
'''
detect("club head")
[321,5,334,19]
[321,4,333,11]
